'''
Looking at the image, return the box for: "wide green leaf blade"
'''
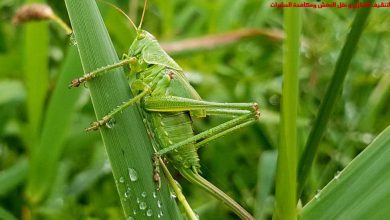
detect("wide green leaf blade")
[64,0,181,219]
[300,125,390,220]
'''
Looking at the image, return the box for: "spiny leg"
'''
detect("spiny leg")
[157,113,257,155]
[69,55,136,88]
[85,86,152,131]
[144,96,258,114]
[194,119,255,149]
[86,67,170,131]
[144,96,260,155]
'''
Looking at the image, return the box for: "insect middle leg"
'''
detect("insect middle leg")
[86,67,169,131]
[143,96,260,155]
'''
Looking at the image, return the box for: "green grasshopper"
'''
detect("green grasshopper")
[70,1,259,219]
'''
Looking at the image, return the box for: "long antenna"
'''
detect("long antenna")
[98,0,138,31]
[138,0,148,29]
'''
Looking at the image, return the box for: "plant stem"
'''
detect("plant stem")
[64,0,181,219]
[273,2,301,220]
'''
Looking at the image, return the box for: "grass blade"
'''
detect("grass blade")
[300,125,390,220]
[64,0,181,218]
[0,158,28,197]
[23,0,49,146]
[26,47,82,203]
[0,206,18,220]
[256,151,277,220]
[297,4,373,196]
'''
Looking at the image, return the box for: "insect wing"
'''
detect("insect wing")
[167,70,206,118]
[142,42,182,71]
[168,70,201,100]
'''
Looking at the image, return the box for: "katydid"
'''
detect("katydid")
[70,1,259,219]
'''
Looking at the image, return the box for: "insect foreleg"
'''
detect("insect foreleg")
[69,56,136,87]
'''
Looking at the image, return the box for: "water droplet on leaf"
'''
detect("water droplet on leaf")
[170,191,177,199]
[315,190,321,200]
[146,209,153,217]
[334,171,341,180]
[128,168,138,182]
[105,118,116,129]
[139,202,147,210]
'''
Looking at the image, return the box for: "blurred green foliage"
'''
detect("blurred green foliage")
[0,0,389,219]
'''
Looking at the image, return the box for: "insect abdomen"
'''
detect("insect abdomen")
[150,112,200,173]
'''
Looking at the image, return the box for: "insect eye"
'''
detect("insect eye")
[129,57,137,65]
[137,33,145,40]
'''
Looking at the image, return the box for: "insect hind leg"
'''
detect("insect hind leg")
[156,112,258,156]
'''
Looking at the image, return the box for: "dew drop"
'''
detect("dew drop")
[133,209,137,215]
[119,176,125,183]
[170,191,177,199]
[136,197,140,203]
[158,210,163,217]
[102,160,111,173]
[362,133,374,144]
[334,171,341,180]
[315,190,321,200]
[153,192,157,198]
[139,201,147,210]
[128,168,138,182]
[157,200,162,208]
[124,191,130,198]
[146,209,153,217]
[141,191,147,198]
[105,118,116,129]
